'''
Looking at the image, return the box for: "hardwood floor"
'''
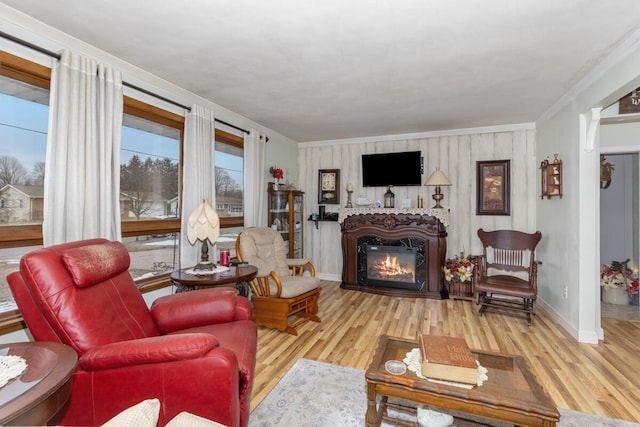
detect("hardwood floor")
[251,281,640,423]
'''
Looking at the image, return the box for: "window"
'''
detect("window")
[215,130,244,255]
[121,97,184,288]
[0,51,187,327]
[0,51,50,319]
[215,130,244,227]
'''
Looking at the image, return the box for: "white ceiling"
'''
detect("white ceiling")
[3,1,640,142]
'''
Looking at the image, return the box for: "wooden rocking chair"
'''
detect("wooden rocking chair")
[235,227,321,335]
[474,228,542,325]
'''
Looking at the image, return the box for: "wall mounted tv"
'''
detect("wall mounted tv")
[362,151,423,187]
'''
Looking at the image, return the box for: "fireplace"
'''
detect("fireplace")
[341,212,447,298]
[366,245,418,289]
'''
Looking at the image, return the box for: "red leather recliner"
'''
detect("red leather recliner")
[7,238,257,427]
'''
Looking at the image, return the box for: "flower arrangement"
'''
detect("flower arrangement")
[600,259,637,293]
[628,278,639,297]
[269,166,284,182]
[443,254,474,283]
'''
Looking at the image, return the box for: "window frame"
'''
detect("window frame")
[0,52,189,333]
[0,50,51,333]
[121,96,184,291]
[0,51,50,251]
[0,50,247,335]
[215,129,245,229]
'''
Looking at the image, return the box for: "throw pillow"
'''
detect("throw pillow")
[101,398,160,427]
[165,411,227,427]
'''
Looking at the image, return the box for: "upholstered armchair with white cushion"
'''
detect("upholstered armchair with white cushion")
[235,227,321,335]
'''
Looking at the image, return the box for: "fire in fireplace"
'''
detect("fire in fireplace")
[366,245,417,289]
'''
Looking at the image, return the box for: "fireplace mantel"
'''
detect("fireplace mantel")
[338,208,449,227]
[340,210,448,299]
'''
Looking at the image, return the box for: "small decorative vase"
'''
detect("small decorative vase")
[630,293,639,306]
[273,180,279,191]
[602,287,629,305]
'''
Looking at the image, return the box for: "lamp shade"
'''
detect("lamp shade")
[424,169,451,187]
[187,199,220,245]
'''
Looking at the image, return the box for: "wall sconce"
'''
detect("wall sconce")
[424,168,451,209]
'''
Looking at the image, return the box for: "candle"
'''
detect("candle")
[346,182,353,192]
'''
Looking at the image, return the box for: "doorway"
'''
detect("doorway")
[599,151,640,320]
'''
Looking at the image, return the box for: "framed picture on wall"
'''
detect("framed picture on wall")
[476,160,510,216]
[318,169,340,204]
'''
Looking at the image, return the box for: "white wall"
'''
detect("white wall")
[536,29,640,343]
[299,125,537,280]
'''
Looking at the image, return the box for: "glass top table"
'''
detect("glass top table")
[365,335,560,427]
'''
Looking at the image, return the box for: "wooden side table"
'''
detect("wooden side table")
[0,341,77,426]
[170,265,258,297]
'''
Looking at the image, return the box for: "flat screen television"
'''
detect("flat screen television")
[362,151,423,187]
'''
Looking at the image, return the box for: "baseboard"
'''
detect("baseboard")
[537,299,600,344]
[316,272,341,282]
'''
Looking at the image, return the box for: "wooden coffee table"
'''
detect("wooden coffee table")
[365,335,560,427]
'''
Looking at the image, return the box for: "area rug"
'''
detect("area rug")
[249,358,640,427]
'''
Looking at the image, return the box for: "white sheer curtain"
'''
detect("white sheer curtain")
[43,50,123,245]
[244,129,267,227]
[180,105,215,268]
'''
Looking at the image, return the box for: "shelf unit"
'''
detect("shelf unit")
[267,182,304,258]
[540,159,562,199]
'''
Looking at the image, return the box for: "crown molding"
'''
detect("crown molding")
[299,122,535,148]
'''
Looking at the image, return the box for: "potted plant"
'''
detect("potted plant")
[269,166,284,190]
[600,259,635,305]
[443,253,474,297]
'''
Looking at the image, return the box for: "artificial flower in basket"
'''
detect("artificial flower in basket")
[443,253,474,283]
[599,259,636,290]
[628,277,639,305]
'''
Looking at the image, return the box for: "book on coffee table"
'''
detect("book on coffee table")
[419,334,478,385]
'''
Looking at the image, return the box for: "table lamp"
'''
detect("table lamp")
[424,168,451,209]
[186,199,220,271]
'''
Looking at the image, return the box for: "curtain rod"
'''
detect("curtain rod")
[1,30,267,141]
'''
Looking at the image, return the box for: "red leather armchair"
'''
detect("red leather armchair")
[7,238,257,427]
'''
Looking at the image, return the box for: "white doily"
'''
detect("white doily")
[403,348,488,389]
[184,266,230,276]
[0,355,27,387]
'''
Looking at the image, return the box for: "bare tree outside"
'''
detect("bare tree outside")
[215,167,242,198]
[29,161,46,185]
[0,155,28,187]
